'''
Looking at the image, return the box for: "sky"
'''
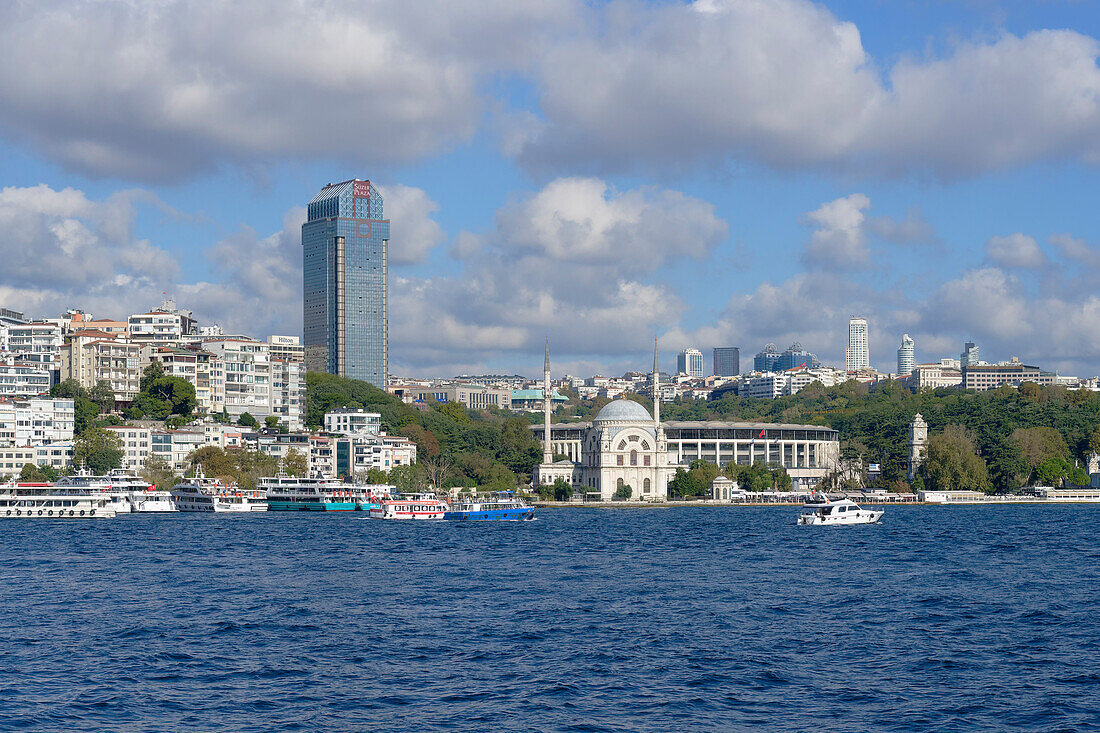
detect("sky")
[2,0,1100,379]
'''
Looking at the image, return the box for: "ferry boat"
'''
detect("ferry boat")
[56,470,177,513]
[261,475,393,511]
[369,493,448,520]
[444,493,534,521]
[798,492,883,525]
[0,482,117,518]
[170,470,267,513]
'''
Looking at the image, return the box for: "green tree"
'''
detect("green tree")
[264,415,281,430]
[73,427,124,474]
[89,380,116,412]
[188,446,238,480]
[552,478,573,501]
[281,449,308,477]
[614,483,633,500]
[19,463,47,482]
[238,412,259,428]
[130,362,197,420]
[919,425,992,493]
[389,463,428,493]
[141,456,178,490]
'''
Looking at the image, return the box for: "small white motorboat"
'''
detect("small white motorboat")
[798,493,883,525]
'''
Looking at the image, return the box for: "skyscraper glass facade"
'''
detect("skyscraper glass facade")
[712,347,740,376]
[302,180,389,387]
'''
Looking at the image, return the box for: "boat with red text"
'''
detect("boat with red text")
[170,468,267,513]
[369,493,448,520]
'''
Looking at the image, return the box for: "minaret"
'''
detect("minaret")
[543,334,553,465]
[652,336,661,427]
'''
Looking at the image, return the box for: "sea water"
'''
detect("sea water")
[2,505,1098,731]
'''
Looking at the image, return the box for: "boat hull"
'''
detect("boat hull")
[443,508,535,521]
[267,500,361,511]
[798,510,883,525]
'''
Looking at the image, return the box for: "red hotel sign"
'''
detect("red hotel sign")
[353,181,371,198]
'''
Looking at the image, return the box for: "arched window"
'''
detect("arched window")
[617,478,624,489]
[641,440,650,450]
[630,450,637,466]
[644,478,651,493]
[617,440,627,450]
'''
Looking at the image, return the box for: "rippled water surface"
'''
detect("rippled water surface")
[2,505,1100,731]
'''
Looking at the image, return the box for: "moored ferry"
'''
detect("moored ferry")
[369,493,448,520]
[171,470,267,513]
[0,482,117,518]
[444,493,534,521]
[56,470,178,513]
[261,475,394,511]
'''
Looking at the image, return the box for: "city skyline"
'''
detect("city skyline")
[2,2,1100,377]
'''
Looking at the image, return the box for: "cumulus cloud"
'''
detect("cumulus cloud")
[2,1,1100,181]
[516,0,1100,179]
[985,233,1048,270]
[376,184,445,265]
[0,0,577,179]
[801,194,871,269]
[388,178,727,373]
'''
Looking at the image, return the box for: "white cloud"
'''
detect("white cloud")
[516,0,1100,179]
[0,0,577,179]
[985,233,1048,270]
[1049,233,1099,265]
[376,184,445,265]
[801,193,871,269]
[388,178,726,373]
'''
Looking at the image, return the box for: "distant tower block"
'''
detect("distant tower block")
[908,413,928,481]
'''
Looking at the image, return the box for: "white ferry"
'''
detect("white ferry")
[261,475,394,512]
[0,482,117,518]
[170,470,267,513]
[798,492,883,525]
[444,493,534,521]
[369,493,448,520]
[56,470,178,513]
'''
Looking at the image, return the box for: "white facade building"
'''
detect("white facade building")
[324,409,382,436]
[0,398,75,447]
[677,348,704,377]
[104,426,152,471]
[897,334,915,376]
[0,362,51,398]
[128,311,185,346]
[846,317,869,371]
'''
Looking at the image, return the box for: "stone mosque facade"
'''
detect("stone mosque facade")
[534,339,841,501]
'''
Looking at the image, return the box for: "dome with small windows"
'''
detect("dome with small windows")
[593,399,653,424]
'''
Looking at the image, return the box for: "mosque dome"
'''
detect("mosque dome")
[593,399,653,423]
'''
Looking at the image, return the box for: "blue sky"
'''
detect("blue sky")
[2,0,1100,378]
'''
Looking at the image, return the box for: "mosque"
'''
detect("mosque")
[533,338,841,501]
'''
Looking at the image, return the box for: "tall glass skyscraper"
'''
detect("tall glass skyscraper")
[302,179,389,387]
[712,347,740,376]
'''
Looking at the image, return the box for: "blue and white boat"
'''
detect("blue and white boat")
[261,475,392,512]
[443,493,534,521]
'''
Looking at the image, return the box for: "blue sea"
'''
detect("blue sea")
[2,505,1099,732]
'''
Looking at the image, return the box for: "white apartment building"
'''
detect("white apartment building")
[324,409,382,436]
[677,348,704,377]
[60,332,141,401]
[202,338,304,430]
[140,345,226,416]
[0,443,73,474]
[0,398,75,446]
[128,311,185,346]
[846,317,869,371]
[740,373,787,399]
[394,384,513,411]
[309,433,417,478]
[104,426,152,471]
[270,359,304,430]
[0,362,51,398]
[151,429,206,470]
[5,322,62,358]
[268,335,304,364]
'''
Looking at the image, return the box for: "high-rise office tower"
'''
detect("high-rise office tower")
[778,343,820,370]
[960,340,980,368]
[754,343,781,372]
[712,347,740,376]
[302,179,390,387]
[897,334,915,376]
[846,317,869,371]
[677,347,703,377]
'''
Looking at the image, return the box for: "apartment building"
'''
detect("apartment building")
[0,362,51,398]
[0,398,75,446]
[60,331,141,401]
